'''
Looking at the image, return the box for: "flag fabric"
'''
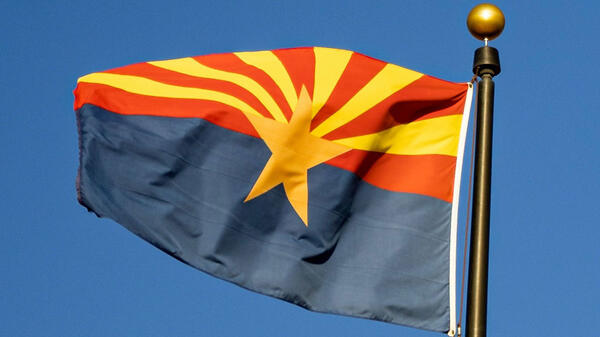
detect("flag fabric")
[75,47,472,334]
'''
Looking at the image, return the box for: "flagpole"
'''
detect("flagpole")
[465,4,504,337]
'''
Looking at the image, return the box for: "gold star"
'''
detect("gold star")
[244,86,351,226]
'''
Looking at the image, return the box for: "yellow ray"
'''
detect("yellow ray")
[332,114,463,156]
[311,63,423,137]
[78,72,262,118]
[312,47,353,117]
[234,50,298,111]
[148,57,288,123]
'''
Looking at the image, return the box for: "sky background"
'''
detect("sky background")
[2,1,599,336]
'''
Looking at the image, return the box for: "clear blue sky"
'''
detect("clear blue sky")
[2,1,598,336]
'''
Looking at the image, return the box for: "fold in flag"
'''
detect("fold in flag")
[75,47,472,334]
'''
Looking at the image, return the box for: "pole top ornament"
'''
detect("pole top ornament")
[467,4,505,43]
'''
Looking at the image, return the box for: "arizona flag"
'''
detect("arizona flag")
[75,47,472,334]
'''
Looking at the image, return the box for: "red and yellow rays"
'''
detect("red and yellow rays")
[74,47,470,225]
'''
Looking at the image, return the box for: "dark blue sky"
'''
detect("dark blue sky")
[2,1,599,336]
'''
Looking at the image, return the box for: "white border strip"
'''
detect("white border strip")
[448,83,473,336]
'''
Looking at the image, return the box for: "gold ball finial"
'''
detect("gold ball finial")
[467,3,505,42]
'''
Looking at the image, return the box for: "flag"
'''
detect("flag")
[74,47,472,334]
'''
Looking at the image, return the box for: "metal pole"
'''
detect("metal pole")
[465,46,500,337]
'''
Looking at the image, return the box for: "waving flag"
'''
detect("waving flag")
[75,47,472,334]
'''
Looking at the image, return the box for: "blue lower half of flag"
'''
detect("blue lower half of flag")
[77,104,452,332]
